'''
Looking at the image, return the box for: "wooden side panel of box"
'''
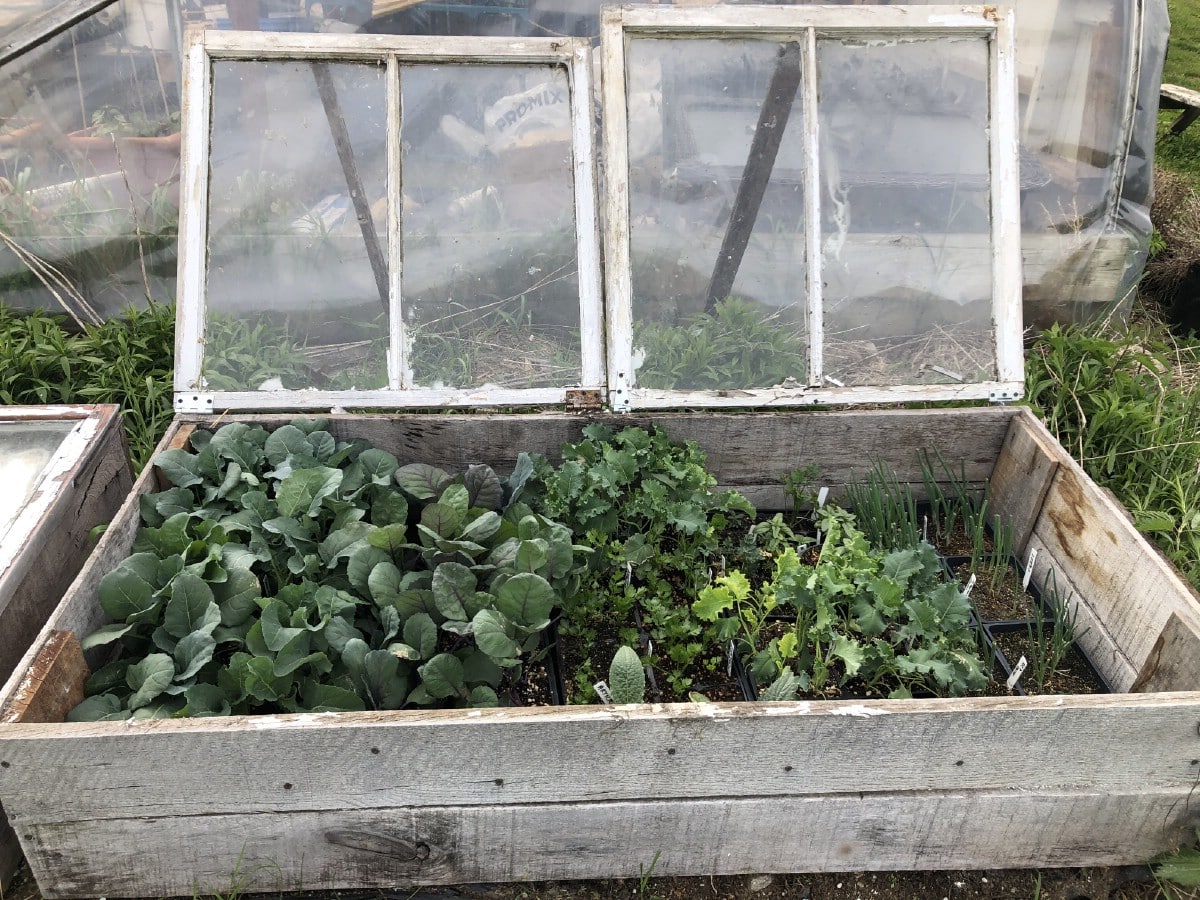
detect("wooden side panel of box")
[16,789,1196,899]
[1000,412,1200,692]
[3,695,1200,897]
[0,406,130,892]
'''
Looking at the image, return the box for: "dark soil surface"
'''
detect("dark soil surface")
[989,630,1108,695]
[952,561,1044,623]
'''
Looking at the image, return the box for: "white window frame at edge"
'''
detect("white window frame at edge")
[175,30,603,414]
[601,5,1023,412]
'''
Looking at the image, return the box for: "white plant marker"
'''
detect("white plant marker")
[1006,655,1028,692]
[1023,547,1039,590]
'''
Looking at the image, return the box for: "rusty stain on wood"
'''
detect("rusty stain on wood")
[0,631,88,725]
[1129,613,1200,693]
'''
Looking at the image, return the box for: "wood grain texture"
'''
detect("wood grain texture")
[173,408,1014,508]
[0,632,87,725]
[17,789,1197,899]
[988,409,1060,556]
[1019,417,1200,693]
[1130,613,1200,694]
[2,694,1200,822]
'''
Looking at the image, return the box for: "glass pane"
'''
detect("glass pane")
[0,421,75,542]
[204,59,389,392]
[402,64,581,390]
[625,38,808,391]
[817,36,996,386]
[0,0,180,320]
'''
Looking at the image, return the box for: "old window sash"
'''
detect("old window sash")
[175,31,602,413]
[601,6,1022,411]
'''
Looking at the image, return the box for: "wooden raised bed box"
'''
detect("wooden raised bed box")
[4,13,1199,897]
[2,406,1200,898]
[0,404,132,888]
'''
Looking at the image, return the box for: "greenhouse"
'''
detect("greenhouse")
[0,0,1167,336]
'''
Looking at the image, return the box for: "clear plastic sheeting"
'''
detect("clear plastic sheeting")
[401,64,582,390]
[0,421,74,544]
[0,0,180,324]
[204,59,389,392]
[817,37,996,386]
[0,0,1169,331]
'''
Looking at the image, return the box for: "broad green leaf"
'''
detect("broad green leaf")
[371,491,409,526]
[131,699,185,720]
[367,560,404,606]
[154,449,203,488]
[301,682,367,713]
[85,659,132,695]
[242,656,293,703]
[264,425,311,467]
[324,616,363,655]
[314,585,358,620]
[473,609,521,663]
[461,511,502,544]
[274,634,328,678]
[260,600,304,653]
[421,502,464,539]
[485,538,520,570]
[419,652,465,699]
[276,467,343,518]
[342,638,370,676]
[403,612,438,660]
[141,487,195,526]
[495,573,555,628]
[348,545,390,596]
[214,567,261,627]
[320,522,375,566]
[432,562,476,620]
[174,630,217,681]
[464,465,504,511]
[80,623,133,650]
[368,523,410,555]
[469,686,499,707]
[503,452,535,508]
[515,539,548,574]
[67,694,127,722]
[852,595,888,638]
[126,653,175,709]
[460,648,503,687]
[362,650,408,709]
[164,572,221,639]
[395,463,452,500]
[379,604,401,644]
[669,504,707,534]
[98,553,160,622]
[358,449,399,485]
[183,683,231,717]
[262,516,317,546]
[307,430,336,462]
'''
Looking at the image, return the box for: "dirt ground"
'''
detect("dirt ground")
[7,864,1198,900]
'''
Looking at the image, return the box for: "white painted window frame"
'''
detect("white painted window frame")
[175,31,603,413]
[601,5,1023,412]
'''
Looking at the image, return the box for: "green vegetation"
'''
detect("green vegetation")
[0,302,174,470]
[1024,324,1200,589]
[70,418,586,720]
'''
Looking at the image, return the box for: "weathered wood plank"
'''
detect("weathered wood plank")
[0,632,87,725]
[16,789,1196,899]
[0,408,130,686]
[987,409,1060,556]
[173,408,1015,509]
[1020,417,1200,692]
[3,694,1199,822]
[1130,613,1200,694]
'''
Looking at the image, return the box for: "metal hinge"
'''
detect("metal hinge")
[565,388,604,412]
[175,392,216,414]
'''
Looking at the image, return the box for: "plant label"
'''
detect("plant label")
[1023,548,1038,590]
[963,573,977,598]
[1005,655,1028,691]
[593,680,614,703]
